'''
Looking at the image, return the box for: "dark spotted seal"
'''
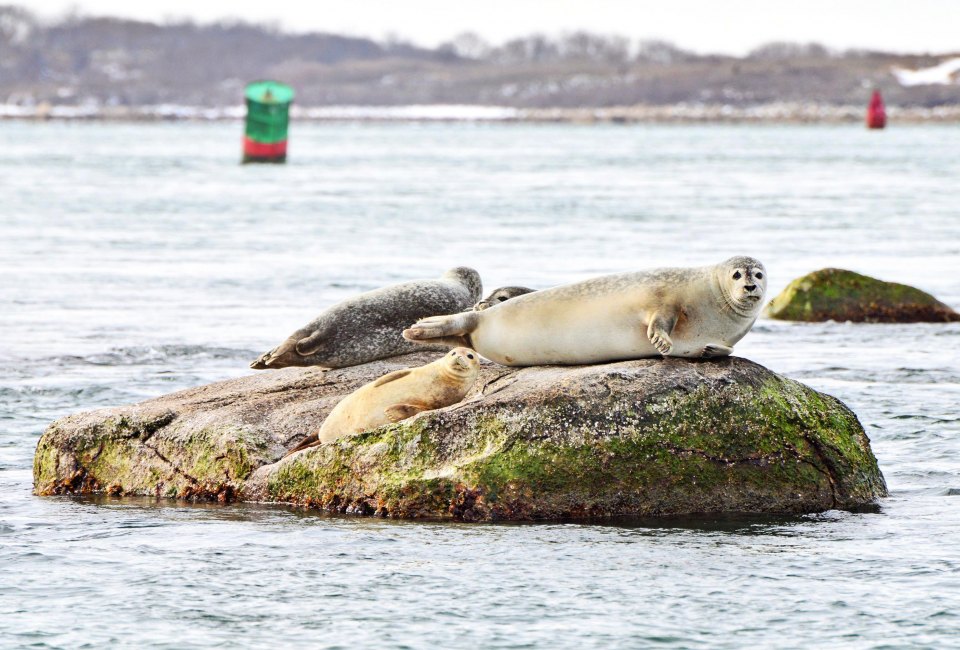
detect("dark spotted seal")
[252,267,482,369]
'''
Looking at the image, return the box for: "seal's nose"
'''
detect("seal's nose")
[745,284,757,292]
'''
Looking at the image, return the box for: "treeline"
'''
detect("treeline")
[439,32,843,65]
[1,5,957,108]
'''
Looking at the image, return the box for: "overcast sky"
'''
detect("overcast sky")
[23,0,960,55]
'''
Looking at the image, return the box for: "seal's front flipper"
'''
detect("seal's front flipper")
[283,432,320,458]
[403,312,477,343]
[295,331,328,356]
[385,403,428,422]
[701,344,733,358]
[646,310,678,356]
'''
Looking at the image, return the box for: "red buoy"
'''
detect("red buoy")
[866,90,886,129]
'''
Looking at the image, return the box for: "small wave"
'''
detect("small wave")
[42,345,254,367]
[791,367,960,386]
[888,413,958,423]
[0,384,126,401]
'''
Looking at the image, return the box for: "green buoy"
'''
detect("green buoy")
[242,80,294,163]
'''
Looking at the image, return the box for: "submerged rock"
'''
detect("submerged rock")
[765,268,960,323]
[34,353,887,521]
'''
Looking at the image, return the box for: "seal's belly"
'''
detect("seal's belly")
[473,300,656,365]
[471,297,746,365]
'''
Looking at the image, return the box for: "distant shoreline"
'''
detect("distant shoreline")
[3,103,960,124]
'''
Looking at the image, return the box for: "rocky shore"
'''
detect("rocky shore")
[34,352,887,521]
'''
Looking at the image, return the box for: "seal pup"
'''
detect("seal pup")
[403,257,766,366]
[285,347,480,455]
[474,286,536,311]
[251,267,482,369]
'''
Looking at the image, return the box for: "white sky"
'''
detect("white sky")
[22,0,960,55]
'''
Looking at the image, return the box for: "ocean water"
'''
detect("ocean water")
[1,121,959,648]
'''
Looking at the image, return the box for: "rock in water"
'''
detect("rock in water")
[765,268,960,323]
[34,354,887,521]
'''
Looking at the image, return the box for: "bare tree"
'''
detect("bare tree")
[559,31,630,64]
[441,32,491,60]
[0,5,35,46]
[748,41,831,60]
[636,39,692,65]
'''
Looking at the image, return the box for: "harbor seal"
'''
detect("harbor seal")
[474,286,536,311]
[251,267,482,369]
[403,257,766,366]
[285,347,480,455]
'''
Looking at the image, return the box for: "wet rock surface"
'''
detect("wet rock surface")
[765,268,960,323]
[34,353,887,521]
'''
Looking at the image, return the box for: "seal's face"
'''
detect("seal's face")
[720,257,767,316]
[474,286,535,311]
[444,346,481,378]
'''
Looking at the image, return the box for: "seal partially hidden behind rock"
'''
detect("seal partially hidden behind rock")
[252,267,482,369]
[285,347,480,455]
[405,257,767,366]
[474,286,536,311]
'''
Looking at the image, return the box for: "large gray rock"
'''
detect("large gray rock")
[34,353,887,520]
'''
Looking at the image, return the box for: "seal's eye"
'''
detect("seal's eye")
[450,352,455,356]
[498,296,507,302]
[755,272,763,280]
[467,354,474,359]
[733,271,742,280]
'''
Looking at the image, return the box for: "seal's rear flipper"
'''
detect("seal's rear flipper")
[251,337,302,369]
[403,312,477,344]
[429,335,472,348]
[249,353,271,369]
[283,432,320,458]
[385,403,428,422]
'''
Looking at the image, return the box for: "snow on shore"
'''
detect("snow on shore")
[3,102,960,123]
[892,57,960,87]
[293,105,519,120]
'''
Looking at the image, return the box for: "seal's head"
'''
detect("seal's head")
[442,346,481,381]
[474,286,536,311]
[717,256,767,317]
[443,267,483,302]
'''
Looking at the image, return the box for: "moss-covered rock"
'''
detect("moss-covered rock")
[34,352,886,521]
[765,268,959,323]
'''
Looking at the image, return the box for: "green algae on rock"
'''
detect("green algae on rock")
[34,352,887,521]
[250,358,886,520]
[765,268,960,323]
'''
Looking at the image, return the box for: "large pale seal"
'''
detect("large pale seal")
[286,347,480,455]
[251,267,482,369]
[474,286,536,311]
[403,257,766,366]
